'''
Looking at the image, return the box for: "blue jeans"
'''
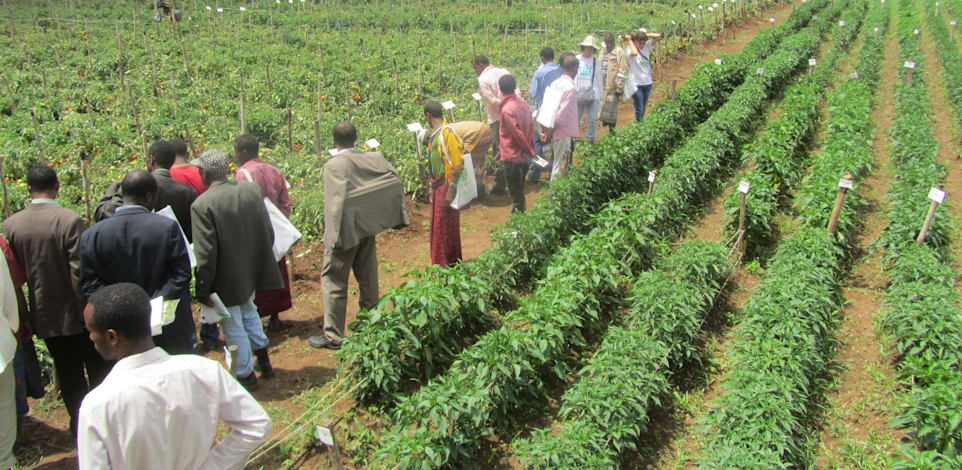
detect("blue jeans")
[632,84,654,121]
[577,98,599,143]
[219,300,268,378]
[200,323,220,348]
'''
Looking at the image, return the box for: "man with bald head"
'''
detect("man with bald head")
[79,170,195,355]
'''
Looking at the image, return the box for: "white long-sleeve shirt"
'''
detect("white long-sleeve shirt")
[78,347,272,470]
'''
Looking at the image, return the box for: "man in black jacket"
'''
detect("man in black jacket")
[79,170,195,355]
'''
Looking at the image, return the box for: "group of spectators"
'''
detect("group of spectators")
[418,30,660,267]
[0,28,661,470]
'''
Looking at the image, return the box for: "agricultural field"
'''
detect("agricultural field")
[5,0,962,469]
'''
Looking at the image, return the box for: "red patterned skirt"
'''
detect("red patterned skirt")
[255,257,293,317]
[430,180,462,266]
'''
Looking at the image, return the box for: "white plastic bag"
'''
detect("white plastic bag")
[450,152,478,210]
[263,197,302,261]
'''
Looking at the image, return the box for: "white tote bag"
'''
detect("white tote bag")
[237,168,302,261]
[437,126,478,210]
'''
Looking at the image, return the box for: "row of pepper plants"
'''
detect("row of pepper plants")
[373,18,831,468]
[506,4,862,466]
[880,1,962,467]
[0,0,757,230]
[338,0,831,404]
[697,2,888,466]
[925,0,962,146]
[722,0,867,256]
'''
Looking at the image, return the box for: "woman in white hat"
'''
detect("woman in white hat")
[575,35,604,144]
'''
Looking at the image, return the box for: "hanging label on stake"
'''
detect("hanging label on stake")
[708,7,714,12]
[738,180,751,194]
[875,26,880,32]
[472,93,482,101]
[770,17,776,23]
[239,6,246,10]
[648,171,656,183]
[951,21,958,25]
[839,20,846,26]
[205,5,211,10]
[216,7,223,12]
[929,187,946,203]
[809,58,817,66]
[365,139,381,149]
[315,426,334,446]
[838,178,854,189]
[407,122,423,132]
[691,14,697,18]
[441,101,455,110]
[757,67,765,75]
[914,28,920,35]
[715,58,723,65]
[905,61,916,69]
[713,2,719,7]
[328,149,338,157]
[850,71,859,79]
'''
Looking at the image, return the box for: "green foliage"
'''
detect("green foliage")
[338,0,831,404]
[513,241,731,468]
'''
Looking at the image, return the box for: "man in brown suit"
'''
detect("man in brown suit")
[309,122,408,350]
[190,150,282,391]
[3,165,110,436]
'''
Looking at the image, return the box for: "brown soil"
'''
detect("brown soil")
[15,2,813,469]
[814,6,905,465]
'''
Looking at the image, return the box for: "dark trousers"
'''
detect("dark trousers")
[502,161,526,213]
[632,84,654,121]
[43,332,112,435]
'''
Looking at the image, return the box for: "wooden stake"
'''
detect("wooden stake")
[80,157,91,221]
[907,68,914,87]
[827,172,854,235]
[737,188,748,260]
[0,155,9,218]
[917,184,944,246]
[240,73,247,135]
[671,79,678,99]
[30,109,46,162]
[287,108,294,152]
[647,170,658,194]
[184,124,197,159]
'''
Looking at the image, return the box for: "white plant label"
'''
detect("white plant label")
[713,2,719,7]
[838,178,854,190]
[699,4,704,9]
[328,148,338,157]
[441,101,455,110]
[533,155,550,168]
[315,426,334,446]
[639,27,648,32]
[814,15,819,20]
[648,171,656,183]
[875,27,880,32]
[738,180,751,194]
[472,93,482,101]
[951,21,958,26]
[905,61,916,69]
[914,28,920,35]
[365,138,380,149]
[407,122,423,132]
[770,17,776,23]
[205,5,211,10]
[839,20,846,27]
[929,187,946,203]
[757,67,765,75]
[850,71,859,79]
[216,7,223,12]
[715,58,723,65]
[692,14,698,18]
[672,20,677,25]
[809,58,817,66]
[803,0,807,3]
[708,7,714,12]
[239,6,246,10]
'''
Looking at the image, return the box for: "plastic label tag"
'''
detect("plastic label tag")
[757,67,764,75]
[850,71,859,79]
[472,93,482,101]
[315,426,334,446]
[708,7,714,12]
[407,122,423,132]
[441,101,455,110]
[905,61,916,69]
[691,14,697,18]
[875,27,880,32]
[648,171,656,183]
[914,28,920,35]
[715,58,723,65]
[216,7,223,12]
[803,0,807,3]
[809,58,817,66]
[770,17,776,23]
[713,2,719,7]
[239,6,246,10]
[929,187,946,203]
[365,138,380,149]
[839,20,846,26]
[533,155,550,168]
[814,15,819,20]
[952,21,958,26]
[639,27,648,32]
[328,149,338,157]
[699,4,704,9]
[205,5,211,10]
[838,178,854,189]
[738,180,751,194]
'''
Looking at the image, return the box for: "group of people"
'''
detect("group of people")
[416,30,660,267]
[0,28,663,470]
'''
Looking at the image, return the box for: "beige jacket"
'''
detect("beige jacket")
[603,45,629,97]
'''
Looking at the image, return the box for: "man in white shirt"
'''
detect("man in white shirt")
[473,55,519,196]
[78,283,272,470]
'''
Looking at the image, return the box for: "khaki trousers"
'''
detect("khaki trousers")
[321,236,379,343]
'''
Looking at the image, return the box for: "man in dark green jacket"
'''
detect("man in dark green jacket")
[190,150,282,391]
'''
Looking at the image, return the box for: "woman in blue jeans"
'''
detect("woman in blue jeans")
[624,31,661,121]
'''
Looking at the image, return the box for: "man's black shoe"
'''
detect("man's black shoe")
[309,335,341,350]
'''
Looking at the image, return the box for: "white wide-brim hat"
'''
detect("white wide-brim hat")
[579,35,600,50]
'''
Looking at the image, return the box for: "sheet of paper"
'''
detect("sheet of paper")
[199,293,231,324]
[150,296,164,336]
[156,206,197,269]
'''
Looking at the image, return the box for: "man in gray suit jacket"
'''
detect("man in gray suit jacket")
[309,122,408,350]
[3,165,110,436]
[79,170,195,355]
[190,150,282,391]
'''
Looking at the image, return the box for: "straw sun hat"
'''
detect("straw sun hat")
[579,35,600,50]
